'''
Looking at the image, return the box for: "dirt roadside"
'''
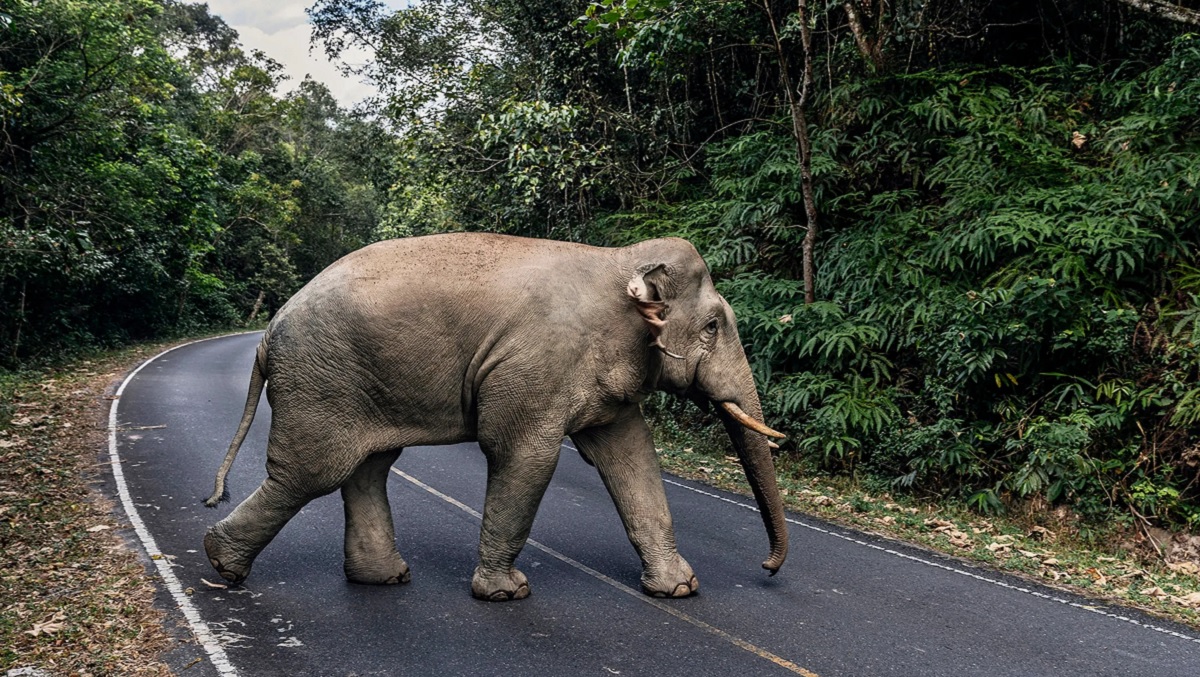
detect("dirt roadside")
[0,339,216,676]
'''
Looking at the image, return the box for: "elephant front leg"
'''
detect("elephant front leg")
[342,449,410,585]
[572,405,698,598]
[472,433,562,601]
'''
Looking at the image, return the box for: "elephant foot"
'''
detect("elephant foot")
[641,554,699,598]
[471,566,530,602]
[345,552,412,585]
[204,529,252,585]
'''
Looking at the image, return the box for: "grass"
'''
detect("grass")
[0,332,250,675]
[649,421,1200,631]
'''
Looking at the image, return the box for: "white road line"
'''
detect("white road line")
[389,467,818,676]
[109,334,260,676]
[651,467,1200,647]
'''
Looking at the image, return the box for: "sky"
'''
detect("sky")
[203,1,409,107]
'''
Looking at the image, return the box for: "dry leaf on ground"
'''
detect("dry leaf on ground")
[1171,592,1200,608]
[24,612,67,637]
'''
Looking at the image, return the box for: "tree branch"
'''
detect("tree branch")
[1116,0,1200,26]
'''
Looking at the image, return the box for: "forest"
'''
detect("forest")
[2,0,1199,534]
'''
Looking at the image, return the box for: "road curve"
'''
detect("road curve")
[107,332,1200,676]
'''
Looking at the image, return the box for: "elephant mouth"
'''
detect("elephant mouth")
[718,402,786,439]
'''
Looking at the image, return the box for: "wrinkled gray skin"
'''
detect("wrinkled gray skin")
[203,233,788,601]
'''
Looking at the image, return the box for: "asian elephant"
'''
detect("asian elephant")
[202,233,789,601]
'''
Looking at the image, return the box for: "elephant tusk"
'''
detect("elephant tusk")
[767,440,779,450]
[719,402,787,439]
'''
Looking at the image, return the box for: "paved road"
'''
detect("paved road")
[108,333,1200,676]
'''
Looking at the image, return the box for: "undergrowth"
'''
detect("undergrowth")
[618,36,1200,534]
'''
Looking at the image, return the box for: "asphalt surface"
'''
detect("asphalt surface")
[109,332,1200,676]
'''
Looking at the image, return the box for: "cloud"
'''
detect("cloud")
[203,1,310,35]
[201,0,407,107]
[233,22,377,107]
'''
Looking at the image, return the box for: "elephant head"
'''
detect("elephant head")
[625,239,789,574]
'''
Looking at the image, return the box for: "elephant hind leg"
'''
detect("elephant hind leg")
[342,448,410,585]
[205,475,310,584]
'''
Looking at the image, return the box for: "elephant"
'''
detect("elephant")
[202,233,789,601]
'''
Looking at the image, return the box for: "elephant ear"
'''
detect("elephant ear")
[628,264,682,358]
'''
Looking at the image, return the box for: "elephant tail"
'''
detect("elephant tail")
[203,332,269,508]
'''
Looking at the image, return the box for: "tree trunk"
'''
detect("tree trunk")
[245,290,265,326]
[763,0,821,304]
[843,0,890,70]
[11,280,26,364]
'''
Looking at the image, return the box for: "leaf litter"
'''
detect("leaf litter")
[0,342,204,674]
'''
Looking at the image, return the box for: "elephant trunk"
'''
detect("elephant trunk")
[703,348,789,574]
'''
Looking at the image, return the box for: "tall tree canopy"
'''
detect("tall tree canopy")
[3,0,1198,529]
[0,0,393,364]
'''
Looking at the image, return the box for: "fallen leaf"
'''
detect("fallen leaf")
[1166,561,1199,576]
[946,530,972,549]
[86,524,111,532]
[1041,558,1059,566]
[25,612,67,637]
[1171,592,1200,608]
[812,495,835,506]
[199,578,228,590]
[1140,586,1167,598]
[986,541,1011,554]
[1027,526,1055,541]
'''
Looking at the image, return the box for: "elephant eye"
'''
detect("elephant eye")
[704,319,719,335]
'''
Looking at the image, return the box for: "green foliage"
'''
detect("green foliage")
[729,36,1200,528]
[572,11,1200,528]
[0,0,391,366]
[7,0,1199,534]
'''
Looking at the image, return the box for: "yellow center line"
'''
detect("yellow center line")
[389,467,818,677]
